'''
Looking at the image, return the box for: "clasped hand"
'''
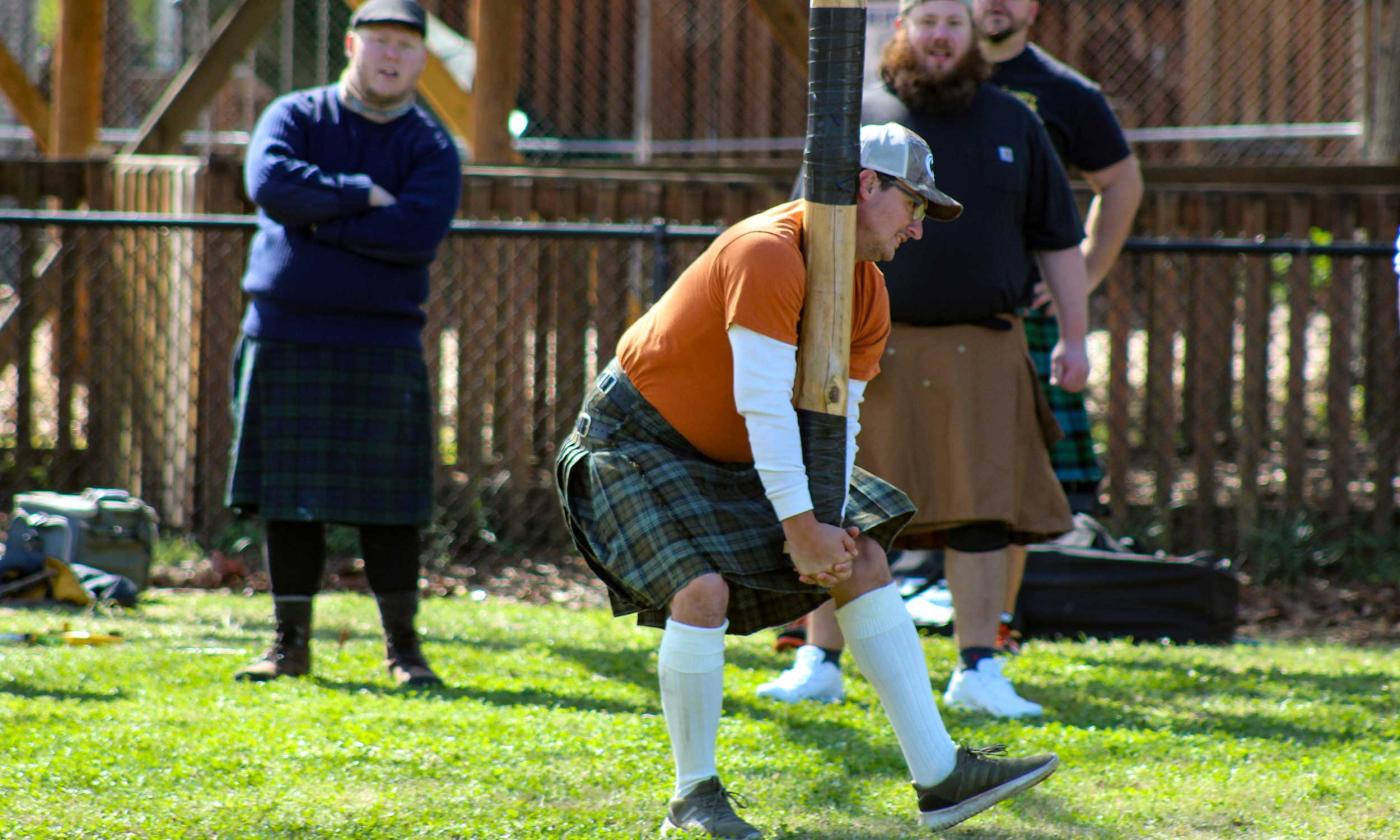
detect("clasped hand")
[783,512,858,588]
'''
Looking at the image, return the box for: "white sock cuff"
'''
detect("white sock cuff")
[834,583,907,641]
[659,618,728,674]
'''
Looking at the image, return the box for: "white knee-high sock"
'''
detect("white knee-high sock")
[658,618,728,797]
[837,583,958,786]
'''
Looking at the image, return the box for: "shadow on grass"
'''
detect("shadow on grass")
[547,642,899,793]
[1071,652,1393,697]
[308,675,654,715]
[0,680,124,702]
[182,626,538,648]
[1027,654,1393,744]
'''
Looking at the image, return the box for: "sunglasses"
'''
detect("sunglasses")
[889,179,928,222]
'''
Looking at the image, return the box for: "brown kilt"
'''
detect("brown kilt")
[856,320,1073,546]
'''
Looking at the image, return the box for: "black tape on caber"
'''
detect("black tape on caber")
[797,407,849,526]
[802,5,866,206]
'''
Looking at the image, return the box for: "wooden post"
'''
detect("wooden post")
[750,0,809,70]
[1283,195,1311,515]
[1365,0,1400,162]
[52,0,106,156]
[796,0,864,526]
[125,0,282,155]
[470,1,523,164]
[1238,198,1270,561]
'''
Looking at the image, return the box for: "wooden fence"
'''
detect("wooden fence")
[0,157,1396,567]
[1102,176,1399,559]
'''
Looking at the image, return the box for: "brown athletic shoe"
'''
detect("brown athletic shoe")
[773,615,808,652]
[914,745,1058,830]
[660,778,762,839]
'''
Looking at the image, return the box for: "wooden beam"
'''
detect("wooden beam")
[0,37,51,153]
[124,0,282,155]
[417,53,476,147]
[470,1,523,163]
[749,0,809,70]
[52,0,106,156]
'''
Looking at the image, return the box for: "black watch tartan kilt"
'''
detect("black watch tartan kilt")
[226,335,434,525]
[555,361,915,636]
[1023,309,1103,487]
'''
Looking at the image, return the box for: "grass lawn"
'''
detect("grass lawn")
[1,591,1396,839]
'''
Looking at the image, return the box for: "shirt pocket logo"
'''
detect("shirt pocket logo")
[998,146,1015,163]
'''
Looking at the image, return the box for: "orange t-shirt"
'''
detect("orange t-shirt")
[617,200,891,463]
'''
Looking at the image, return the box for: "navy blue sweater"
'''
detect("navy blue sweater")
[240,86,461,349]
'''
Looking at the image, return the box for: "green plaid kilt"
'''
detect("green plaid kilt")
[1022,310,1104,487]
[555,361,915,636]
[226,336,433,525]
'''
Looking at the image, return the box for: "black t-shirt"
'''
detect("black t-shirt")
[862,82,1083,325]
[990,43,1132,174]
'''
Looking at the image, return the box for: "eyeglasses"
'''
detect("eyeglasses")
[889,179,927,222]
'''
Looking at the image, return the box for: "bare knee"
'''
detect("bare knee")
[669,573,730,628]
[829,536,892,605]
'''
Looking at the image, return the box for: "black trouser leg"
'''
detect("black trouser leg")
[264,520,327,597]
[359,524,441,687]
[359,524,420,595]
[235,520,323,681]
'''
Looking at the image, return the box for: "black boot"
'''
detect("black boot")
[375,591,443,688]
[235,596,312,681]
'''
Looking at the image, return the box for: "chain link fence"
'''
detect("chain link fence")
[0,207,722,571]
[1,195,1396,574]
[1,1,1395,164]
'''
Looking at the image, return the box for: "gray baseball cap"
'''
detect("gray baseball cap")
[859,122,963,222]
[351,0,427,37]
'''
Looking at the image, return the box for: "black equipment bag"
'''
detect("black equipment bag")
[1018,546,1240,644]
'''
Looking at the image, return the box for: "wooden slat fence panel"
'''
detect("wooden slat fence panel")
[0,159,1395,568]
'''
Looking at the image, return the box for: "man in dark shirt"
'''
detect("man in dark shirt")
[975,0,1144,650]
[229,0,461,688]
[757,0,1089,720]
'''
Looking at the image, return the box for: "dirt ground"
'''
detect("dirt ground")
[151,551,1400,646]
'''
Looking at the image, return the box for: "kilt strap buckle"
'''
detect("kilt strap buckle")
[597,370,618,394]
[575,412,592,436]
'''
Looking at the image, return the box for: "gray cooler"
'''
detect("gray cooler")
[12,489,159,590]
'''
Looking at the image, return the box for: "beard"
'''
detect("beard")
[981,24,1018,45]
[979,13,1029,45]
[879,31,992,117]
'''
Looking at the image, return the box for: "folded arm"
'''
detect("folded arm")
[311,143,461,266]
[244,104,374,226]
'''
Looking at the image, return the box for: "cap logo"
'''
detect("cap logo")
[924,153,936,181]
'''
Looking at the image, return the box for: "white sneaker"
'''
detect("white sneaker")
[756,645,845,704]
[943,657,1044,718]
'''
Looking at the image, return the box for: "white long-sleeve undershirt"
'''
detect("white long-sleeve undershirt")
[727,325,865,521]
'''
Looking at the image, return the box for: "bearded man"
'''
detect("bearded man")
[757,0,1090,720]
[975,0,1144,651]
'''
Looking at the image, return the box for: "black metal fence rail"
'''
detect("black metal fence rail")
[1,208,1396,571]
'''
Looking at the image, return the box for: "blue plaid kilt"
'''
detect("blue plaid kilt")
[226,336,434,525]
[555,361,916,636]
[1022,310,1104,488]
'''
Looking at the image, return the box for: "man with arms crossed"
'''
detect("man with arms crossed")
[230,0,459,688]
